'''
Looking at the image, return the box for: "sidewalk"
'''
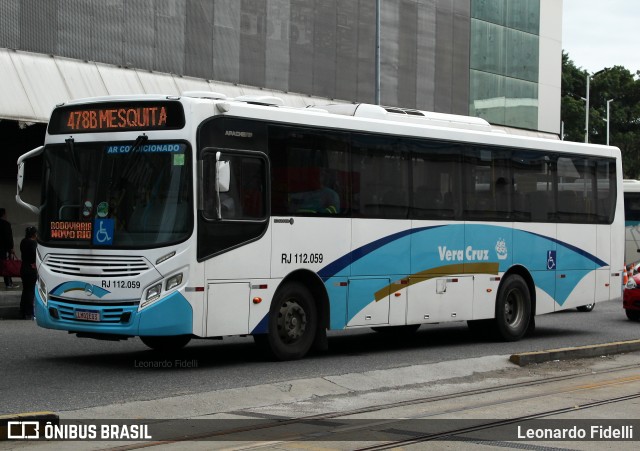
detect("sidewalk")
[0,284,22,319]
[3,353,640,449]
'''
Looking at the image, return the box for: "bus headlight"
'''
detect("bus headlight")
[37,276,47,305]
[142,283,162,308]
[165,273,183,291]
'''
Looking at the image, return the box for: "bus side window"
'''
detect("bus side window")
[288,168,340,215]
[352,134,408,219]
[268,125,349,217]
[512,151,554,222]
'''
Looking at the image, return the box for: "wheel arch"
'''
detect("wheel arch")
[277,269,330,332]
[501,265,536,317]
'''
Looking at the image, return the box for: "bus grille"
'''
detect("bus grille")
[56,304,134,323]
[45,254,150,277]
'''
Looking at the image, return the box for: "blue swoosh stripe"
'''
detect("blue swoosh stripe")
[317,225,443,279]
[525,231,608,267]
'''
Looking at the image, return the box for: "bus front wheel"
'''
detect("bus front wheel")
[495,275,531,342]
[266,282,317,361]
[140,335,191,352]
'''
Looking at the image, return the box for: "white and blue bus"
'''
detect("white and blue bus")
[17,93,624,360]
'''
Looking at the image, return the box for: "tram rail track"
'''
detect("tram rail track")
[353,393,640,451]
[101,362,640,450]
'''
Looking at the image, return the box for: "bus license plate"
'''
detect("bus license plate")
[75,309,100,322]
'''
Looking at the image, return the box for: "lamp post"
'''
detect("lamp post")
[584,69,606,144]
[374,0,381,105]
[584,75,590,143]
[606,99,614,146]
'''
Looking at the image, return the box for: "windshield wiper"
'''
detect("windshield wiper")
[126,134,149,164]
[118,134,149,184]
[65,137,81,177]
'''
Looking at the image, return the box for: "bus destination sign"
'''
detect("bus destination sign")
[49,101,185,134]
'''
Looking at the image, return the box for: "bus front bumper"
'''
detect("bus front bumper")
[34,290,193,337]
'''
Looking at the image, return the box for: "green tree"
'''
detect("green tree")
[562,51,640,178]
[561,52,588,142]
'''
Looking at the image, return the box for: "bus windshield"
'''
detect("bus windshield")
[39,140,192,248]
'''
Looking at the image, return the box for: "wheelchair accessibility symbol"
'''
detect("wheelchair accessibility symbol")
[547,250,556,270]
[93,219,114,246]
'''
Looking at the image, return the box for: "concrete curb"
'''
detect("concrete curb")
[0,412,59,440]
[59,355,514,420]
[509,339,640,366]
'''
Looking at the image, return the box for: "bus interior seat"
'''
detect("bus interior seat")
[512,192,530,220]
[241,188,263,218]
[414,186,442,207]
[558,190,579,215]
[413,186,442,218]
[441,192,456,218]
[335,170,352,214]
[528,191,552,222]
[381,190,409,218]
[466,189,493,216]
[272,167,321,214]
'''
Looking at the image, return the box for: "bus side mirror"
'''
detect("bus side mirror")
[16,146,44,215]
[17,162,25,192]
[215,152,231,220]
[216,159,231,193]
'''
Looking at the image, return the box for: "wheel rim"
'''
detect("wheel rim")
[504,288,524,329]
[277,298,307,344]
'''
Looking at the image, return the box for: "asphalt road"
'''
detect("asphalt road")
[1,299,639,415]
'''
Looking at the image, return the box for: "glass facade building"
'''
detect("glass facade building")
[0,0,561,134]
[470,0,541,129]
[0,0,563,243]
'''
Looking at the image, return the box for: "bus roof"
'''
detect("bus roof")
[53,93,620,159]
[624,180,640,192]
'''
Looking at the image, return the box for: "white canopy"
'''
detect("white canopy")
[0,48,329,124]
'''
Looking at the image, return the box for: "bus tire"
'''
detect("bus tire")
[140,335,191,352]
[495,275,531,342]
[577,303,595,312]
[266,282,317,361]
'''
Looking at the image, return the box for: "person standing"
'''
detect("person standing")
[0,208,15,288]
[20,227,38,319]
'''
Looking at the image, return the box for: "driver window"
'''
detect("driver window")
[202,152,267,221]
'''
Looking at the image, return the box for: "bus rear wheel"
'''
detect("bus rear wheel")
[140,335,191,352]
[265,282,317,361]
[495,275,531,342]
